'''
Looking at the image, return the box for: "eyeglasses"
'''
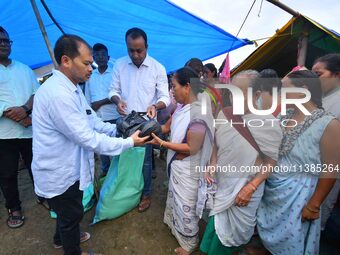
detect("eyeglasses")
[0,38,13,45]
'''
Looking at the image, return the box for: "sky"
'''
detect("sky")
[170,0,340,69]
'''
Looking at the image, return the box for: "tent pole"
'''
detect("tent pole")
[297,23,309,67]
[30,0,58,68]
[266,0,309,67]
[265,0,299,17]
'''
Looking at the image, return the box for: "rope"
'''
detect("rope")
[258,0,264,17]
[250,32,296,43]
[236,0,257,37]
[40,0,66,34]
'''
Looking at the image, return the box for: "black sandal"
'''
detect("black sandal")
[7,210,25,228]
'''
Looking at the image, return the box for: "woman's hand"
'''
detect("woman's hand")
[235,183,256,207]
[147,133,164,146]
[301,204,320,222]
[204,167,216,185]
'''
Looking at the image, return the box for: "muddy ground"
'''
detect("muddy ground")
[0,156,202,255]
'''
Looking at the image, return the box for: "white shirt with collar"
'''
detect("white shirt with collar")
[0,60,39,139]
[85,64,120,121]
[108,55,170,113]
[32,70,133,198]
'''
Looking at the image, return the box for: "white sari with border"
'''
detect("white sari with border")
[210,112,282,247]
[164,98,214,253]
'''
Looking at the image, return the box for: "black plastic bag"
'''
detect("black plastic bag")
[116,111,162,139]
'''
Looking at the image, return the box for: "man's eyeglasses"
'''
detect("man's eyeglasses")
[0,39,13,45]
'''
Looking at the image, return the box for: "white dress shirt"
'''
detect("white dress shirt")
[108,55,170,113]
[0,60,39,139]
[32,70,133,198]
[85,64,120,121]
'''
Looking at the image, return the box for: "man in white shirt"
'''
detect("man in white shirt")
[32,34,148,255]
[109,27,170,212]
[85,43,120,175]
[0,26,40,229]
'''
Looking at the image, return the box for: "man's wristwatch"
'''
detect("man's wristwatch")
[21,105,32,115]
[152,104,158,111]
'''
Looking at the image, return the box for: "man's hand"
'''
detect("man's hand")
[146,104,157,119]
[117,101,127,116]
[19,116,32,127]
[130,130,150,146]
[4,106,28,121]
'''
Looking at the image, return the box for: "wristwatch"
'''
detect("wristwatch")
[21,105,32,115]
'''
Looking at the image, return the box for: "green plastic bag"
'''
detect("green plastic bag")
[92,147,145,223]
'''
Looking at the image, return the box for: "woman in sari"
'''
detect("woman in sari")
[199,70,283,255]
[257,70,340,255]
[312,54,340,230]
[149,67,214,255]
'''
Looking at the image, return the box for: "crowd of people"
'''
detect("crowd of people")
[0,24,339,255]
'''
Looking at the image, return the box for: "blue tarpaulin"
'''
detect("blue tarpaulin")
[1,0,249,72]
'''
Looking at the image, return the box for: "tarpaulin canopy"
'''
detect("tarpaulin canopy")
[1,0,249,73]
[232,15,340,77]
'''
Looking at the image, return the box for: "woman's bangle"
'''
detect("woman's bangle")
[160,141,165,148]
[306,206,320,213]
[248,182,257,192]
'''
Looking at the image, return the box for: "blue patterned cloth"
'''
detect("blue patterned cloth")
[257,115,334,255]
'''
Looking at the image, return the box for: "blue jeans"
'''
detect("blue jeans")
[142,144,153,197]
[100,155,111,174]
[100,119,117,174]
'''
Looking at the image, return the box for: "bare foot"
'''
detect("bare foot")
[174,247,190,255]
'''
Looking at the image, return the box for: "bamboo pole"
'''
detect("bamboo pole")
[266,0,309,66]
[265,0,300,17]
[297,22,309,67]
[30,0,58,68]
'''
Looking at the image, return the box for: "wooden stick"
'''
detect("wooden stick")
[266,0,300,17]
[30,0,58,68]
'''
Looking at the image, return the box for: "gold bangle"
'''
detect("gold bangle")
[306,206,320,213]
[248,182,257,192]
[160,141,165,148]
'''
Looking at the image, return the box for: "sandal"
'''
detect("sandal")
[7,210,25,228]
[138,196,151,213]
[54,231,91,249]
